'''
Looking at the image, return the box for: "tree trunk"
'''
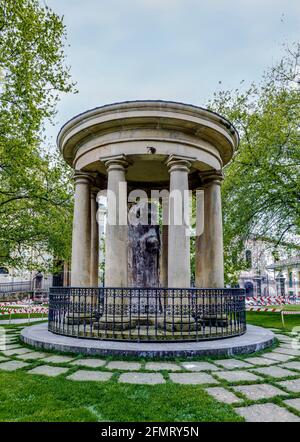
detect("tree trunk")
[128,203,160,288]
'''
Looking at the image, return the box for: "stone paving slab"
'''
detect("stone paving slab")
[2,347,32,356]
[235,403,300,422]
[284,398,300,412]
[280,361,300,371]
[145,362,181,372]
[205,387,240,404]
[119,372,165,385]
[1,333,19,338]
[252,366,297,379]
[67,370,112,382]
[215,370,262,382]
[0,356,9,362]
[0,341,21,347]
[244,356,278,366]
[279,342,298,349]
[0,338,19,343]
[27,365,69,377]
[180,361,220,371]
[0,340,19,345]
[275,335,293,342]
[233,383,288,400]
[169,373,217,385]
[106,361,141,371]
[274,348,300,357]
[16,351,48,360]
[41,355,75,364]
[278,345,299,351]
[70,358,106,368]
[214,359,253,369]
[0,341,19,347]
[0,344,22,351]
[0,360,29,371]
[278,378,300,393]
[263,352,295,362]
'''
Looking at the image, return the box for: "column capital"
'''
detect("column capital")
[90,188,100,199]
[100,154,131,172]
[166,155,195,173]
[200,169,224,186]
[73,170,96,185]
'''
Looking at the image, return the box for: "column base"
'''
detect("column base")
[65,314,95,325]
[158,316,198,332]
[201,315,228,327]
[93,315,137,331]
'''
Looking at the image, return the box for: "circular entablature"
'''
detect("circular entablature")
[58,101,239,175]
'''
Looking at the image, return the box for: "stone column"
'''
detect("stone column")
[71,172,93,287]
[63,261,70,287]
[195,171,224,288]
[160,195,169,288]
[167,155,191,288]
[104,156,128,287]
[97,202,106,285]
[90,189,99,287]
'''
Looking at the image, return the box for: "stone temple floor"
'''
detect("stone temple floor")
[1,325,300,422]
[20,323,274,357]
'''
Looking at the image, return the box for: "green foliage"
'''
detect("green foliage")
[208,44,300,282]
[0,0,76,270]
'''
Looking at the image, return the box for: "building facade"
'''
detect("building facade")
[238,238,300,298]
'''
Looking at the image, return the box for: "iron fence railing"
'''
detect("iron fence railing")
[0,281,33,295]
[49,287,246,342]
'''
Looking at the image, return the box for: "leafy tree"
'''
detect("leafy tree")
[208,44,300,283]
[0,0,76,271]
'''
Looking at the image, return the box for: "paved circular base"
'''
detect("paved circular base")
[20,323,275,358]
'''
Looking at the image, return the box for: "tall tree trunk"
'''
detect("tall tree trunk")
[128,203,160,288]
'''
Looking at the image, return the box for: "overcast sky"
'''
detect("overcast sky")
[45,0,300,144]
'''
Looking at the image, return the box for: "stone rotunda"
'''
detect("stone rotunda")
[49,100,246,342]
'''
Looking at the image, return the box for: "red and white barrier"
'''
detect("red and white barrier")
[0,306,48,316]
[247,307,281,312]
[246,296,298,307]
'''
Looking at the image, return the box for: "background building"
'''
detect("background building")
[238,238,300,298]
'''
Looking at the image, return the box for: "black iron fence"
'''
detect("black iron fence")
[49,287,246,342]
[0,281,33,295]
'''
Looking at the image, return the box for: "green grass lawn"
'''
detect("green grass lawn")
[0,322,246,422]
[262,304,300,311]
[0,312,297,422]
[0,370,242,422]
[247,310,300,331]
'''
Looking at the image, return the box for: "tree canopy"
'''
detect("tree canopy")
[0,0,75,271]
[209,45,300,282]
